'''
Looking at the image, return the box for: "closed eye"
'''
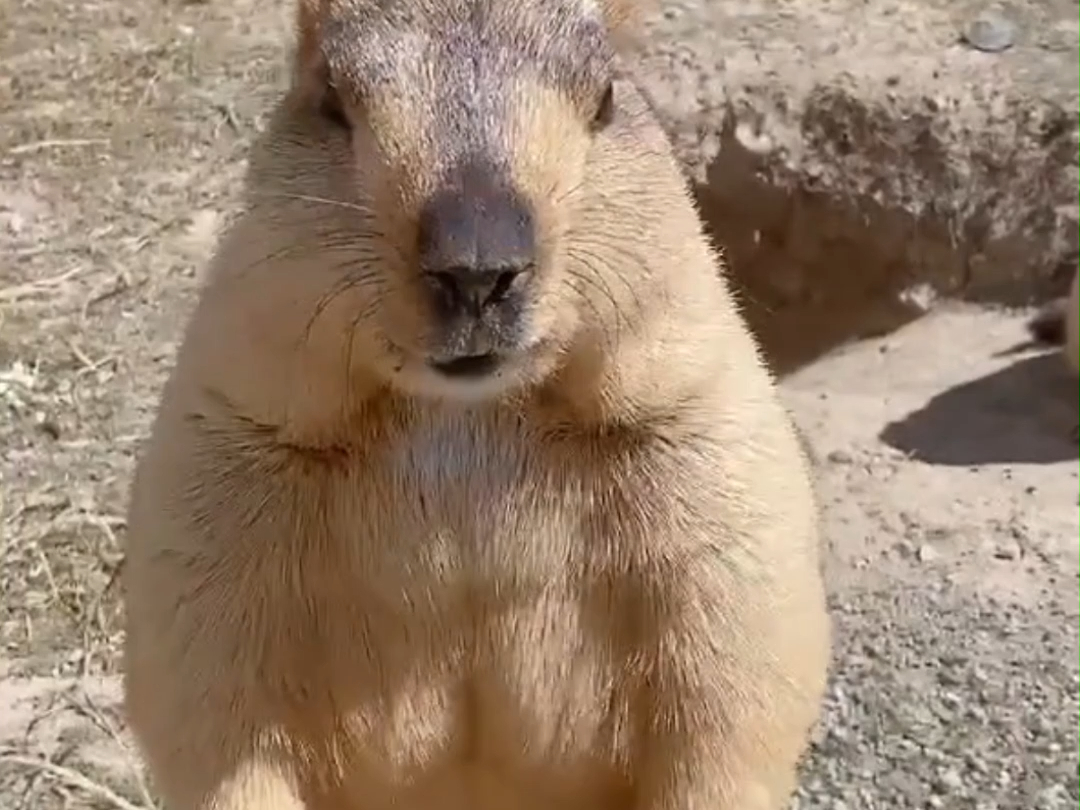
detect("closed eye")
[591,81,615,131]
[320,81,352,131]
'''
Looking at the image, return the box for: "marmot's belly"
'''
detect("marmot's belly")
[303,661,634,810]
[285,589,637,810]
[321,749,633,810]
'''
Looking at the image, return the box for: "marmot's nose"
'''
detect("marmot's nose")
[417,166,536,316]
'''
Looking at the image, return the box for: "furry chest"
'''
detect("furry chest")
[348,411,679,623]
[362,415,571,567]
[282,423,664,791]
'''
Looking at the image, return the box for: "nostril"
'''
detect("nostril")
[423,266,530,313]
[416,163,538,313]
[424,270,462,302]
[485,267,527,305]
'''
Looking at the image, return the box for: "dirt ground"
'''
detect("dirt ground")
[0,1,1077,808]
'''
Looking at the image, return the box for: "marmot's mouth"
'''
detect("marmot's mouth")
[430,352,501,378]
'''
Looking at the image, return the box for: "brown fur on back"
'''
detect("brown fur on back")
[122,2,830,809]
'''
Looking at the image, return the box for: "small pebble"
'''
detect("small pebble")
[962,13,1016,53]
[917,544,939,563]
[992,540,1021,560]
[934,767,965,793]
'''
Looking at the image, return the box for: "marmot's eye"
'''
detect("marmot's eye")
[320,83,352,131]
[591,81,615,131]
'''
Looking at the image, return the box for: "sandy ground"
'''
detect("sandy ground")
[0,1,1077,808]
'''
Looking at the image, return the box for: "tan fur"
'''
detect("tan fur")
[122,2,830,808]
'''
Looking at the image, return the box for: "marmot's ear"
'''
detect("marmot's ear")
[598,0,657,49]
[294,0,328,75]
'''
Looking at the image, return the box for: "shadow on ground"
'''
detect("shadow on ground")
[879,352,1079,466]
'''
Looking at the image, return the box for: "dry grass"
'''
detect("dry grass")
[0,679,156,809]
[0,0,295,804]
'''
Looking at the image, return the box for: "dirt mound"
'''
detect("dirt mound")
[641,0,1079,371]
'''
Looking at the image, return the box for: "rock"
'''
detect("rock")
[993,540,1022,560]
[963,13,1017,53]
[826,449,854,465]
[934,766,965,793]
[918,544,940,563]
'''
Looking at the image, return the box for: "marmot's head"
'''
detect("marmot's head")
[255,0,657,401]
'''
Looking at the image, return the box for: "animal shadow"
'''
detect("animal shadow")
[879,352,1079,466]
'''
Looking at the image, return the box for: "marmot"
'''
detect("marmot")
[122,1,830,809]
[1026,268,1079,377]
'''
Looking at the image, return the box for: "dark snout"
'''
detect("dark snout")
[417,162,536,318]
[416,162,538,378]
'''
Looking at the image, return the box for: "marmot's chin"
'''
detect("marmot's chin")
[391,353,528,403]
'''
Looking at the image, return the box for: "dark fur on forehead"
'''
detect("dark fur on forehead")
[339,3,613,98]
[297,0,646,83]
[298,0,646,31]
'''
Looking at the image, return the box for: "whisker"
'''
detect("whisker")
[556,279,615,357]
[254,190,376,215]
[303,274,365,346]
[564,251,636,340]
[342,288,387,400]
[563,263,626,355]
[565,237,648,326]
